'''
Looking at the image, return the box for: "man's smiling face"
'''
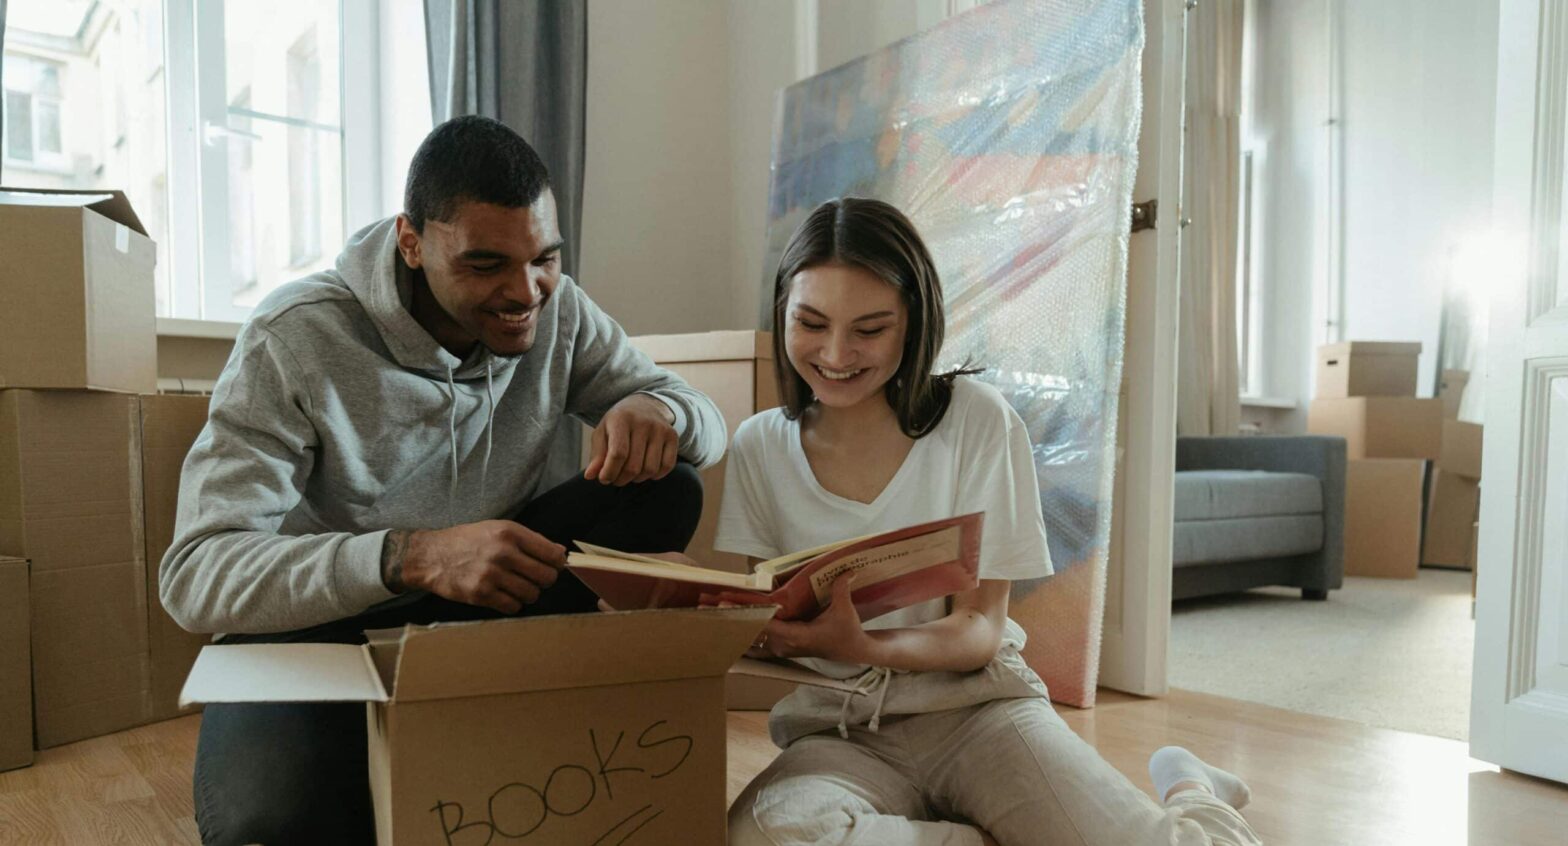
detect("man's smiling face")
[397,191,565,358]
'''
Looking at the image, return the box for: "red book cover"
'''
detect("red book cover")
[567,512,983,622]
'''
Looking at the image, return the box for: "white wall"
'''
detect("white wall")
[725,2,805,330]
[579,0,965,337]
[814,0,952,72]
[1248,0,1500,430]
[1247,0,1331,432]
[579,0,738,336]
[1337,0,1499,397]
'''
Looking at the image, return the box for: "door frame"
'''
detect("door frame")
[1469,0,1568,785]
[1099,0,1187,696]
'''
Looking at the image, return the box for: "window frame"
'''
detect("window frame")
[1236,148,1260,397]
[161,0,382,324]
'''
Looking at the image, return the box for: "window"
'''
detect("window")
[285,27,326,268]
[2,3,170,307]
[185,0,357,319]
[3,90,31,161]
[1235,150,1261,396]
[2,54,65,167]
[1236,0,1266,399]
[227,88,258,293]
[1,0,397,322]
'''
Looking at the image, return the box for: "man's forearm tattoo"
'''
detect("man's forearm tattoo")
[381,529,411,592]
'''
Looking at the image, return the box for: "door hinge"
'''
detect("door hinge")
[1131,200,1157,233]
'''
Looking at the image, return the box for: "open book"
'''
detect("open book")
[566,512,983,622]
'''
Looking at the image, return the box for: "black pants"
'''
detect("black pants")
[191,464,702,846]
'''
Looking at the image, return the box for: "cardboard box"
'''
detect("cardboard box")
[1307,397,1443,460]
[139,394,213,722]
[725,673,805,711]
[1423,469,1479,570]
[621,331,777,576]
[1316,341,1421,399]
[0,556,31,771]
[0,390,150,747]
[1472,521,1480,600]
[182,608,776,845]
[0,189,157,394]
[1439,369,1469,419]
[1344,459,1425,578]
[1439,419,1483,480]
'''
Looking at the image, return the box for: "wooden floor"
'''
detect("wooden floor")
[2,689,1564,845]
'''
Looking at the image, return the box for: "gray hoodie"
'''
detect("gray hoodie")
[160,218,726,635]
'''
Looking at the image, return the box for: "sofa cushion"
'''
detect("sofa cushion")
[1173,470,1323,522]
[1172,514,1325,566]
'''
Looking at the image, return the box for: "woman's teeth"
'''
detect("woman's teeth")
[815,364,864,381]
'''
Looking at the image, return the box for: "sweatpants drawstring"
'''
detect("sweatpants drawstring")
[837,666,896,739]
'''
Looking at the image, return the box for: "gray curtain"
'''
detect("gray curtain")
[424,0,587,279]
[1,0,8,184]
[1176,0,1243,437]
[423,0,589,489]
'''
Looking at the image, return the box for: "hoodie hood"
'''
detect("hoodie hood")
[334,217,520,382]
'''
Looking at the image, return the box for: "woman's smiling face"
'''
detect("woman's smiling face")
[783,261,908,412]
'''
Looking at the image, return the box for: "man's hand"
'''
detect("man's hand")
[382,521,567,614]
[585,394,678,486]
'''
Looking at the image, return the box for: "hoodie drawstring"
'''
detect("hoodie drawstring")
[441,361,500,512]
[443,366,459,518]
[837,666,896,739]
[481,361,496,498]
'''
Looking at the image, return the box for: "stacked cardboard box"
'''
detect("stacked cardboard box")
[0,555,30,771]
[1308,342,1436,579]
[0,190,211,758]
[140,395,216,722]
[0,391,151,747]
[1425,370,1482,570]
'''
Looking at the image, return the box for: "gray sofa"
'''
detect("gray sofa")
[1172,436,1346,601]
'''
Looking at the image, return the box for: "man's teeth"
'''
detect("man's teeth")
[816,365,863,380]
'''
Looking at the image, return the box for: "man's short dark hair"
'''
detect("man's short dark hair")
[403,115,551,232]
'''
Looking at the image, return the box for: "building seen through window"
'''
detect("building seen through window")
[1,0,346,320]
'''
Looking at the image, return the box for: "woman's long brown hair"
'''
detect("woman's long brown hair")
[772,198,977,438]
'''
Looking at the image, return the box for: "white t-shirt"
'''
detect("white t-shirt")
[715,376,1053,679]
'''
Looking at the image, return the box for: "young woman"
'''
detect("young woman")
[716,198,1262,845]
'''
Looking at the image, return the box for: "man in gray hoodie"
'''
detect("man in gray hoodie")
[165,116,726,845]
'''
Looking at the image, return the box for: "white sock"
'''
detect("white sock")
[1148,746,1251,809]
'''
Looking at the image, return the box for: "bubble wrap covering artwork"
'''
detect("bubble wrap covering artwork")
[763,0,1143,707]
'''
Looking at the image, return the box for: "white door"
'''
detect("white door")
[1470,0,1568,786]
[1099,0,1187,695]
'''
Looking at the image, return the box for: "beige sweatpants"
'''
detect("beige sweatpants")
[729,697,1262,846]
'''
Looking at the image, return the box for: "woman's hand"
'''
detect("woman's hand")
[750,574,874,664]
[752,579,1012,673]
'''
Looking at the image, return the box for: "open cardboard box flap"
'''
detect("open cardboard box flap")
[182,606,781,707]
[180,643,389,706]
[0,187,148,235]
[390,606,771,701]
[181,606,866,709]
